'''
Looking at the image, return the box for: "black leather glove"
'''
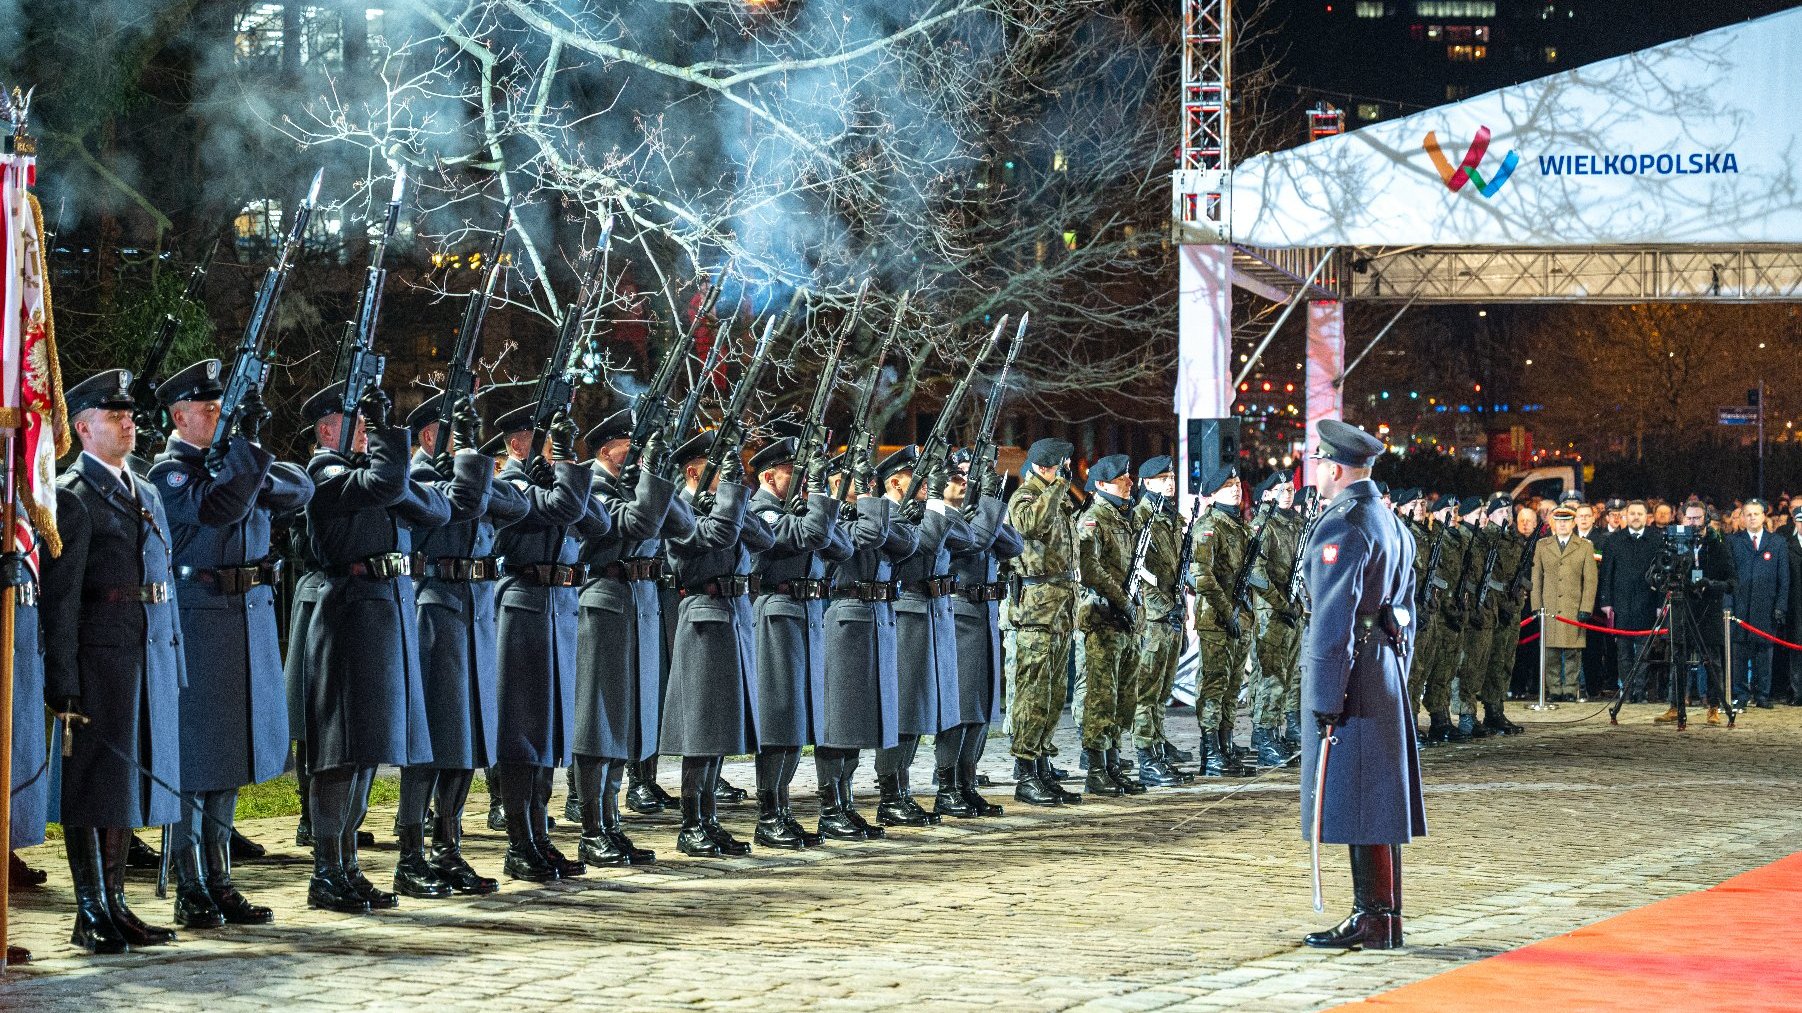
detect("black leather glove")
[849,450,874,496]
[1314,711,1343,731]
[695,490,717,515]
[1223,612,1243,640]
[805,453,828,496]
[203,439,230,476]
[899,498,924,524]
[527,454,553,488]
[431,450,455,482]
[359,387,393,429]
[1576,610,1593,624]
[720,450,744,485]
[453,398,481,451]
[640,430,664,472]
[548,411,577,462]
[927,463,949,500]
[980,467,1001,501]
[239,389,272,443]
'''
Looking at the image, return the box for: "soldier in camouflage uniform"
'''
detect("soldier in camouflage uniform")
[1004,439,1084,807]
[1421,496,1474,743]
[1074,455,1145,797]
[1130,457,1192,786]
[1448,497,1497,738]
[1392,489,1433,743]
[1482,501,1531,735]
[1248,471,1305,768]
[1189,466,1255,778]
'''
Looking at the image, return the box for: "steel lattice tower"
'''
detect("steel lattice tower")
[1177,0,1230,238]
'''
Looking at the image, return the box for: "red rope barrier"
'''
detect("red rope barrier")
[1519,615,1536,628]
[1734,618,1802,652]
[1518,632,1540,646]
[1549,615,1665,637]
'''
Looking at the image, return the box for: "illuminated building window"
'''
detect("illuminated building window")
[1355,2,1392,15]
[1414,1,1495,15]
[1445,84,1471,100]
[1446,44,1487,61]
[1543,45,1558,62]
[1357,102,1382,120]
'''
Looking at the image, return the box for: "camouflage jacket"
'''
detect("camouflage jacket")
[1077,491,1135,632]
[1253,506,1305,614]
[1190,504,1248,633]
[1006,471,1079,632]
[1489,526,1530,618]
[1428,522,1470,629]
[1132,494,1185,626]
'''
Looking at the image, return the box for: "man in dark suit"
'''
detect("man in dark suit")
[1728,498,1789,709]
[43,370,187,953]
[1598,500,1662,701]
[1785,502,1802,705]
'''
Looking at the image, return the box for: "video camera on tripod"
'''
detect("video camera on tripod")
[1645,523,1710,596]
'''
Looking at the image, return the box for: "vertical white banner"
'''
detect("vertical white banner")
[1303,300,1344,486]
[1176,243,1233,492]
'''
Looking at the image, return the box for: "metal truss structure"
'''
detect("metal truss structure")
[1173,0,1230,243]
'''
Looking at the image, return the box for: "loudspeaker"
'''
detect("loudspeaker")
[1186,418,1240,495]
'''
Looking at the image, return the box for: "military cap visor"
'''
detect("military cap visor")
[156,359,225,407]
[750,438,799,473]
[1745,497,1770,511]
[66,369,137,416]
[300,384,351,423]
[1088,454,1130,487]
[405,392,449,433]
[672,430,717,467]
[876,445,919,482]
[1312,419,1385,468]
[479,430,509,457]
[1026,438,1073,468]
[1138,455,1173,480]
[1551,505,1577,520]
[584,409,634,450]
[490,402,537,437]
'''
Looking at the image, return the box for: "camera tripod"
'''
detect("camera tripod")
[1610,586,1736,731]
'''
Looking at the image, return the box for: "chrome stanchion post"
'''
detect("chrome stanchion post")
[1724,610,1735,713]
[1530,609,1555,711]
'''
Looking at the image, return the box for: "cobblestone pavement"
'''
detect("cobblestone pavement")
[5,701,1801,1012]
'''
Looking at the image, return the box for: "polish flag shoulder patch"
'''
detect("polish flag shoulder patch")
[1321,544,1340,565]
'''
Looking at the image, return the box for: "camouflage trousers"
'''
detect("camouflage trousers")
[1133,621,1184,749]
[1250,600,1301,731]
[1488,606,1527,709]
[1422,618,1464,715]
[1196,623,1251,735]
[1009,626,1071,760]
[1458,618,1498,716]
[1408,616,1445,719]
[1073,626,1138,750]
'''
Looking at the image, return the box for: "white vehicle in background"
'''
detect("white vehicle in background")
[1501,465,1582,504]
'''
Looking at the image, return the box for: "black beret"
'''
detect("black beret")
[1312,419,1385,468]
[1138,455,1173,480]
[1458,496,1484,515]
[1087,454,1130,487]
[1198,464,1237,497]
[583,409,633,449]
[490,402,536,438]
[876,445,919,482]
[405,392,448,433]
[1375,481,1391,496]
[300,384,350,423]
[671,430,717,468]
[1026,438,1073,468]
[156,359,224,407]
[1392,487,1422,507]
[1252,470,1286,501]
[66,369,136,416]
[749,438,798,473]
[1486,494,1514,513]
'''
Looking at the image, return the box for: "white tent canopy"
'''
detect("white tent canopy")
[1229,7,1802,250]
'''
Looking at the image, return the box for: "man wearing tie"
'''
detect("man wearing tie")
[1727,499,1789,709]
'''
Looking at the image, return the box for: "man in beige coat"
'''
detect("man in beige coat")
[1531,504,1599,700]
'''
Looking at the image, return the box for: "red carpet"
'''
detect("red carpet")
[1340,852,1802,1012]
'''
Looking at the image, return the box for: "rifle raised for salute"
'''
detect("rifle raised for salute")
[694,289,807,502]
[1473,536,1502,614]
[1230,501,1274,622]
[964,311,1027,512]
[210,169,324,456]
[431,202,512,455]
[1288,487,1322,616]
[1176,494,1203,597]
[838,290,907,504]
[526,214,617,461]
[623,261,730,475]
[1508,522,1545,600]
[131,239,218,449]
[784,283,859,509]
[899,313,1012,503]
[1420,520,1449,618]
[329,168,407,453]
[659,315,731,476]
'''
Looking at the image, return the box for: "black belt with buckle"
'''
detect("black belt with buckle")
[176,557,283,595]
[507,562,589,587]
[602,558,663,582]
[766,578,829,601]
[831,580,899,603]
[904,575,958,597]
[420,556,502,582]
[962,581,1007,604]
[0,554,40,606]
[681,574,760,599]
[1018,575,1074,586]
[84,581,171,604]
[327,553,413,580]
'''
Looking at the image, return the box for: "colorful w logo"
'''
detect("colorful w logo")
[1423,126,1519,198]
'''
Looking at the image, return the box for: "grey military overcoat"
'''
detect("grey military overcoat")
[947,496,1022,725]
[750,488,840,747]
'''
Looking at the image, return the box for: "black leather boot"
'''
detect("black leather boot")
[601,766,656,864]
[777,777,821,847]
[1304,844,1399,949]
[1283,711,1303,756]
[127,833,161,869]
[933,766,979,818]
[503,811,559,882]
[1083,749,1123,796]
[701,763,752,857]
[840,771,886,838]
[1163,739,1195,764]
[578,772,630,867]
[1105,748,1145,794]
[1485,703,1525,736]
[1253,727,1287,768]
[625,760,668,814]
[533,818,586,878]
[103,829,176,945]
[1201,730,1229,777]
[430,808,499,895]
[1039,757,1084,803]
[562,762,585,826]
[1156,741,1198,782]
[1012,757,1061,807]
[713,774,748,804]
[295,764,314,846]
[172,842,226,928]
[1219,726,1256,777]
[959,761,1004,816]
[676,789,722,857]
[306,823,369,914]
[343,834,399,910]
[228,829,266,862]
[67,827,129,953]
[1135,747,1181,787]
[754,789,805,849]
[207,833,274,924]
[877,772,936,826]
[486,766,508,830]
[393,824,454,899]
[816,780,866,840]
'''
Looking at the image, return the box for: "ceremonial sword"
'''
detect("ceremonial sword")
[1311,722,1337,913]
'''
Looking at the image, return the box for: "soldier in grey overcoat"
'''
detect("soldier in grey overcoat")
[151,360,312,929]
[1298,420,1427,951]
[879,446,973,828]
[661,431,774,858]
[43,370,189,953]
[487,403,596,883]
[746,438,839,849]
[6,527,47,947]
[391,394,524,899]
[297,384,450,915]
[570,411,681,867]
[938,450,1020,818]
